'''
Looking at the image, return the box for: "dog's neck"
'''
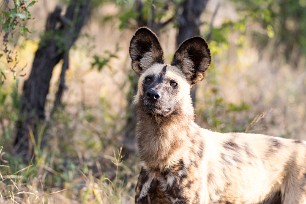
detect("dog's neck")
[136,101,197,170]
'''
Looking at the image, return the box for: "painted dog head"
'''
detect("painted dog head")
[129,27,211,117]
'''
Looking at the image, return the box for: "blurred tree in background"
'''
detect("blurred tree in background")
[233,0,306,65]
[14,0,91,161]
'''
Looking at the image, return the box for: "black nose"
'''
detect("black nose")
[146,89,160,100]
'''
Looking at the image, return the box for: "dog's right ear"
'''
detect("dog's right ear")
[129,27,164,75]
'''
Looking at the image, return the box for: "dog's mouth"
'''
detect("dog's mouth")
[143,101,173,117]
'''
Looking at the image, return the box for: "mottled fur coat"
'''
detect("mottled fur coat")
[129,27,306,204]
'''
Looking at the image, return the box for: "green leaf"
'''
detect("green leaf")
[227,102,250,112]
[3,20,11,32]
[2,11,10,18]
[20,25,30,34]
[119,9,137,30]
[15,13,27,19]
[116,0,128,4]
[27,1,37,7]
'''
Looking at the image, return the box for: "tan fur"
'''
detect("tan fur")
[130,27,306,204]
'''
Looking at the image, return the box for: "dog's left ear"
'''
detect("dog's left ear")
[171,37,211,84]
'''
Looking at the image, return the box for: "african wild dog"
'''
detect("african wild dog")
[129,27,306,204]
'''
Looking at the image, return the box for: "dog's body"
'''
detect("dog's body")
[129,27,306,204]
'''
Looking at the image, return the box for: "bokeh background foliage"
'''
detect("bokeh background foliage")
[0,0,305,203]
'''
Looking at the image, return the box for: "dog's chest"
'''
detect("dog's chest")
[164,167,203,203]
[136,159,206,204]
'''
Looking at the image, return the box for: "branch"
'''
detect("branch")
[51,51,69,115]
[206,2,221,42]
[157,16,175,30]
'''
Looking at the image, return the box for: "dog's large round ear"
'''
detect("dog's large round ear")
[129,27,164,75]
[171,37,211,84]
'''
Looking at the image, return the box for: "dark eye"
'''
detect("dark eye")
[144,76,153,84]
[170,80,177,88]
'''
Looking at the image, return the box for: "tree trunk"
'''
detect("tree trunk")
[176,0,209,104]
[14,0,91,161]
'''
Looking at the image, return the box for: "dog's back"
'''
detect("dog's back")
[203,130,306,203]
